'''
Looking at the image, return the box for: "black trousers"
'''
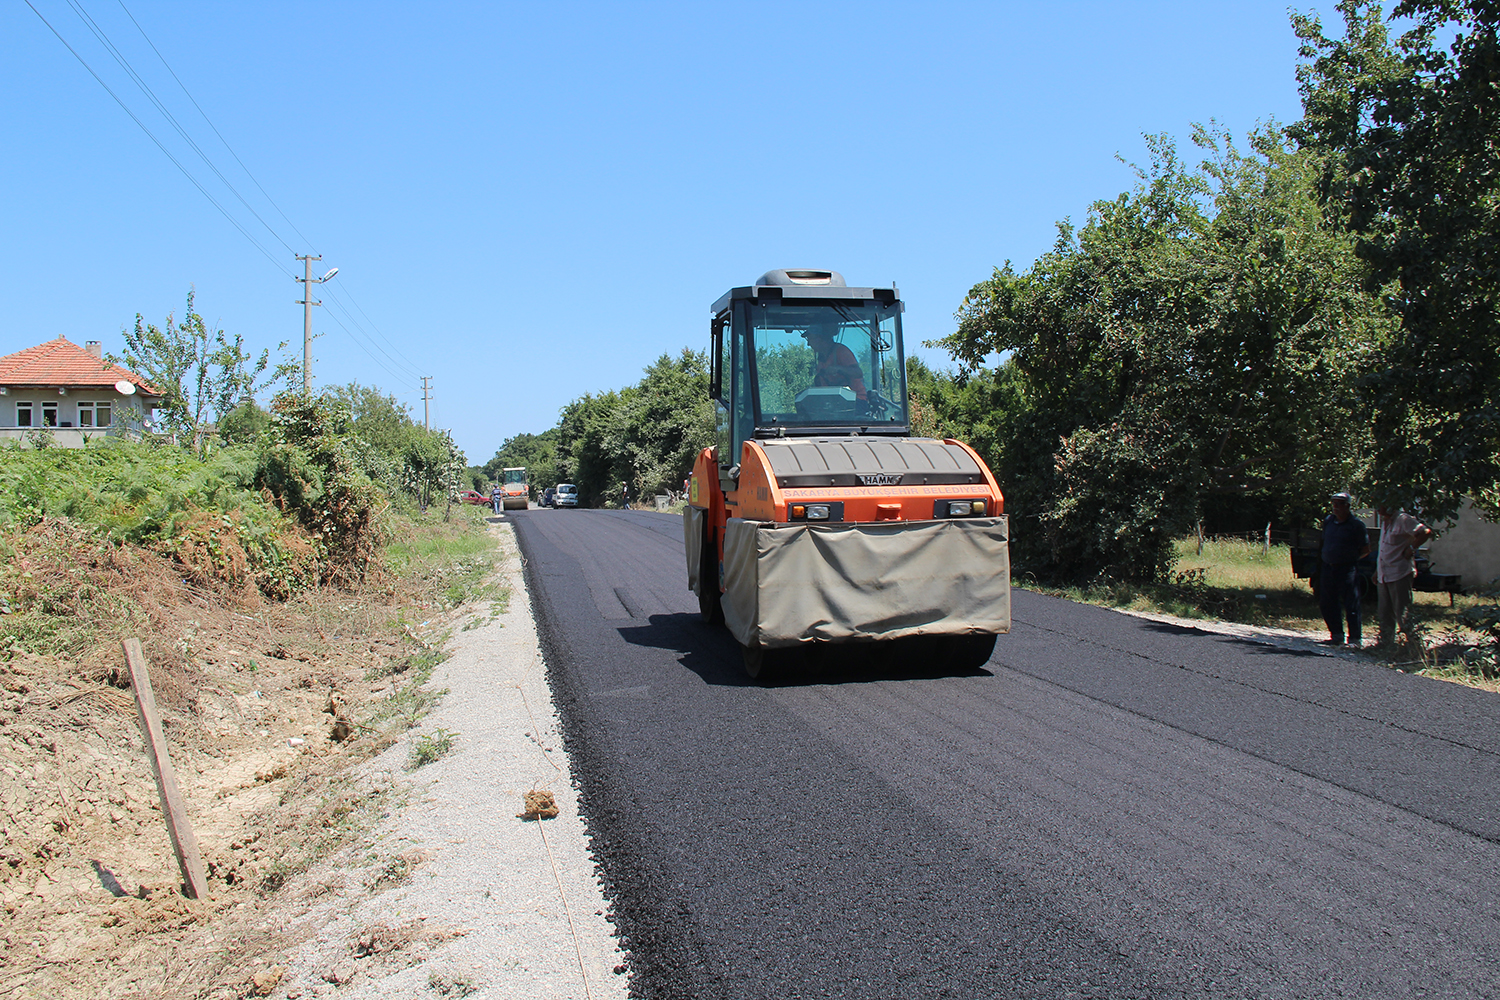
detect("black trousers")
[1319,561,1362,643]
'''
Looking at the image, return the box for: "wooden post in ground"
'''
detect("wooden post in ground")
[122,638,209,900]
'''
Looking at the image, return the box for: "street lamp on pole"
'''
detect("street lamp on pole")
[295,256,339,394]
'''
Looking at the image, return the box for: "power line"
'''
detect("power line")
[63,0,296,256]
[321,284,425,382]
[29,0,426,396]
[22,0,294,278]
[328,282,426,376]
[114,0,323,257]
[319,305,423,391]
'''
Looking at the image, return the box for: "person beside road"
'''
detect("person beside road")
[1374,505,1437,651]
[491,484,502,514]
[621,481,630,510]
[1320,491,1370,648]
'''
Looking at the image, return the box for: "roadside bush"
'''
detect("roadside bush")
[0,442,322,599]
[257,392,388,586]
[1037,418,1200,583]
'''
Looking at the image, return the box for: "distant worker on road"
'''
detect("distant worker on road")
[491,484,502,514]
[803,324,867,402]
[1320,491,1370,648]
[621,481,631,510]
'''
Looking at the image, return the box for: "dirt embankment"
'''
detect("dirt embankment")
[0,517,473,999]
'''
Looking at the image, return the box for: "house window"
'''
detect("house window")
[77,401,112,427]
[41,401,58,427]
[16,401,31,427]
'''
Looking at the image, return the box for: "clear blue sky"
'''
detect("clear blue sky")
[2,1,1344,465]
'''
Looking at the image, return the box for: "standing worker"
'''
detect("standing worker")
[1320,491,1370,648]
[491,484,502,514]
[1374,505,1437,651]
[621,481,631,510]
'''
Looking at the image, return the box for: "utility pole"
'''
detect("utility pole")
[422,376,433,430]
[295,255,338,394]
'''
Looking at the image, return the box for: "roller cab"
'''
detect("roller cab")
[685,269,1010,679]
[500,466,529,510]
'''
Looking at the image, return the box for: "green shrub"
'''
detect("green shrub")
[1037,418,1200,582]
[257,393,389,586]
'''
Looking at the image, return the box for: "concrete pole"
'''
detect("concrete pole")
[296,254,322,394]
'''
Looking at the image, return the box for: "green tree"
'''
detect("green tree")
[255,391,386,584]
[610,350,715,500]
[554,390,624,506]
[939,129,1385,580]
[117,289,290,452]
[1291,0,1500,517]
[403,429,468,514]
[217,398,271,444]
[482,429,561,494]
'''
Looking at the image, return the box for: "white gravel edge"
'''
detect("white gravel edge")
[273,520,628,1000]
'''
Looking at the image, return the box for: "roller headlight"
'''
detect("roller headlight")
[934,499,989,518]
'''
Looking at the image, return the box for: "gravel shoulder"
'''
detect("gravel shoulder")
[270,519,627,999]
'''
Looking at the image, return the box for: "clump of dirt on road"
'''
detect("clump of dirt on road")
[517,788,559,820]
[0,514,492,999]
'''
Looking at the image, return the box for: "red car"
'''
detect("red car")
[455,490,491,506]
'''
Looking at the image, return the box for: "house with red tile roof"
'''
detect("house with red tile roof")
[0,336,165,447]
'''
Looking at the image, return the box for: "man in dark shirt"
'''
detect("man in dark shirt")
[1320,491,1371,647]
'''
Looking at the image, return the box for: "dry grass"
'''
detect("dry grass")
[0,506,505,1000]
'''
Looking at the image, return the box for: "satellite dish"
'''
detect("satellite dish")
[114,379,136,395]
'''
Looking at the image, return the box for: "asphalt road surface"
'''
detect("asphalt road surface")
[512,507,1500,1000]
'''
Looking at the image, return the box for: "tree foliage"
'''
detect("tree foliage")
[116,289,293,452]
[488,350,714,508]
[611,350,715,501]
[482,429,561,496]
[936,128,1388,580]
[255,392,387,584]
[1291,0,1500,518]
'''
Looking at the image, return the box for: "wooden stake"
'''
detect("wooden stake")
[122,638,209,900]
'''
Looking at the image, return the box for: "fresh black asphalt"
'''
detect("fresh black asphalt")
[512,507,1500,1000]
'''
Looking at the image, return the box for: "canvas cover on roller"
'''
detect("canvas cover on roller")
[721,516,1011,648]
[683,506,707,595]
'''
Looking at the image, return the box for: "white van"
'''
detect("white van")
[554,483,580,508]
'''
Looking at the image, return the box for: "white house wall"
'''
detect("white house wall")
[1426,498,1500,591]
[0,387,153,447]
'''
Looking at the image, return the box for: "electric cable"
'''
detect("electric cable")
[114,0,323,257]
[318,307,422,392]
[327,283,427,377]
[31,0,427,395]
[22,0,294,279]
[321,285,425,383]
[63,0,297,256]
